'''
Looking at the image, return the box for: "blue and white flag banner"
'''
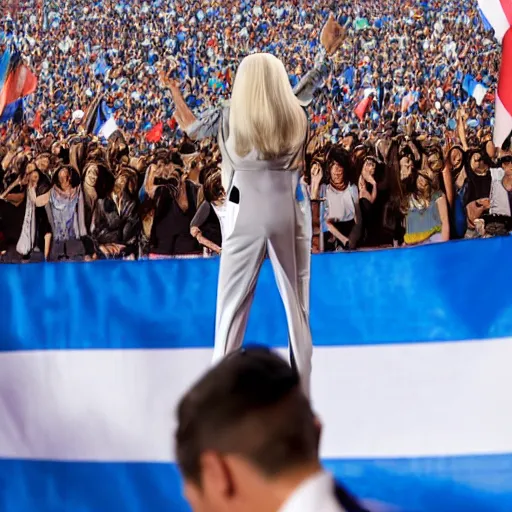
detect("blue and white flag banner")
[0,237,512,512]
[462,73,489,106]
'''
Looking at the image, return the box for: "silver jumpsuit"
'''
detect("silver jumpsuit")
[187,52,328,397]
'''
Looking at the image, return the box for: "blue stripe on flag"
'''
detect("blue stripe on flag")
[0,48,11,91]
[0,455,510,512]
[0,237,511,351]
[478,7,493,32]
[92,100,114,136]
[0,98,22,123]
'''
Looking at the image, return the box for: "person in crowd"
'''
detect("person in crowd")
[17,168,52,262]
[30,166,88,261]
[145,153,201,258]
[91,167,140,259]
[0,0,507,264]
[446,144,468,238]
[487,153,512,234]
[423,144,454,210]
[0,172,31,262]
[82,159,113,232]
[322,146,362,251]
[190,167,225,256]
[175,346,370,512]
[403,170,450,245]
[304,152,328,252]
[358,155,395,248]
[464,148,492,239]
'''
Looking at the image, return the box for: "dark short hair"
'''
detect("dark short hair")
[179,140,198,155]
[175,346,318,486]
[499,154,512,166]
[327,146,352,170]
[326,146,353,182]
[170,151,184,169]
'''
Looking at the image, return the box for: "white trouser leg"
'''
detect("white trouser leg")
[294,185,312,320]
[213,170,313,398]
[213,233,266,364]
[267,233,313,399]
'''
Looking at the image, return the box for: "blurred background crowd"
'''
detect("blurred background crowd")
[0,0,511,262]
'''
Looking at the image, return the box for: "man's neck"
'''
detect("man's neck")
[259,461,324,512]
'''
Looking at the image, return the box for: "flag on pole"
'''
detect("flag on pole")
[0,51,37,119]
[478,0,512,42]
[354,96,372,121]
[146,122,163,143]
[32,110,42,133]
[82,95,118,139]
[478,0,512,147]
[0,98,23,123]
[462,74,489,106]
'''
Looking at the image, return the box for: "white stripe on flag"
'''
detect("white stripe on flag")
[99,116,118,139]
[478,0,512,42]
[495,89,512,147]
[0,339,511,462]
[472,83,488,106]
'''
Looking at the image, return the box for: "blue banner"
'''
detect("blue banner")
[0,237,511,512]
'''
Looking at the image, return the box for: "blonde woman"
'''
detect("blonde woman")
[162,16,345,397]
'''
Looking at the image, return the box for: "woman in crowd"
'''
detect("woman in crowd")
[403,170,450,246]
[423,144,454,211]
[464,148,492,239]
[92,168,140,259]
[322,146,362,251]
[0,171,31,262]
[145,153,201,258]
[303,151,327,252]
[190,167,225,256]
[17,168,52,262]
[358,155,393,248]
[30,166,88,261]
[487,153,512,234]
[447,144,468,239]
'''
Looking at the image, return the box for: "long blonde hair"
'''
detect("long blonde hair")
[229,53,307,160]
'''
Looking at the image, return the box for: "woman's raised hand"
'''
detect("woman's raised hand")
[320,13,346,56]
[158,68,180,91]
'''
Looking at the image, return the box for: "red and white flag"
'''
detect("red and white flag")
[478,0,512,147]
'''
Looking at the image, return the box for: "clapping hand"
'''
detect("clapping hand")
[99,243,126,257]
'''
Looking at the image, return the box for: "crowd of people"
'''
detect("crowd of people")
[0,0,511,263]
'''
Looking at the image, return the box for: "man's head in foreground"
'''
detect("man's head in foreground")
[175,346,321,512]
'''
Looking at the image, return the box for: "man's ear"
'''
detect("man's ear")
[201,450,236,499]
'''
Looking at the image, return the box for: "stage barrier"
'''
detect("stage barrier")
[0,236,511,512]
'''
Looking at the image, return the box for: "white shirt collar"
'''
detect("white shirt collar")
[278,471,343,512]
